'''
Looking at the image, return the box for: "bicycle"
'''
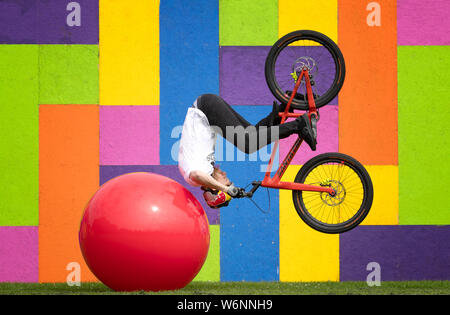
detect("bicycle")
[238,30,373,234]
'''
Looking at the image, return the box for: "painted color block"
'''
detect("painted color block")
[279,106,338,165]
[361,165,398,225]
[39,45,99,104]
[362,166,398,225]
[279,0,338,43]
[38,0,98,44]
[398,0,450,45]
[99,165,219,225]
[99,0,159,105]
[220,161,279,281]
[220,46,339,106]
[0,1,37,43]
[279,165,339,282]
[160,0,219,164]
[219,0,278,46]
[338,0,398,165]
[100,106,159,165]
[340,226,450,281]
[220,46,271,105]
[194,225,220,281]
[0,227,38,282]
[0,45,39,226]
[0,1,98,44]
[398,46,450,225]
[39,105,99,282]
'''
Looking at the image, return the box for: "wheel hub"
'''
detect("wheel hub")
[291,56,318,81]
[320,180,346,206]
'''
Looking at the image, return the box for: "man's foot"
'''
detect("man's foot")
[295,113,317,151]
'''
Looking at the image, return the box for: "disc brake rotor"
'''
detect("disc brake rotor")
[320,180,346,206]
[290,56,318,81]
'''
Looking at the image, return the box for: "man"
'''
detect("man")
[178,94,316,208]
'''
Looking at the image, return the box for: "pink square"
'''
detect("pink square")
[100,106,160,165]
[279,106,338,165]
[398,0,450,45]
[0,227,38,282]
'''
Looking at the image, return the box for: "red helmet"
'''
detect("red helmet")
[202,188,232,208]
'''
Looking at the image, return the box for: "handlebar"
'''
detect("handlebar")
[239,181,262,198]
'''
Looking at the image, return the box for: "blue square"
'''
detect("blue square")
[160,0,219,164]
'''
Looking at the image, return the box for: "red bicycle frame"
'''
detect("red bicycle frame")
[260,68,335,195]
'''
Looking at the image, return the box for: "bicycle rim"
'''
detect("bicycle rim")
[293,156,372,233]
[266,31,344,109]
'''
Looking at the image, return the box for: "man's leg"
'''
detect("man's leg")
[197,94,302,154]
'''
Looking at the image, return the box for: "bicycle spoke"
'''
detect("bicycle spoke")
[299,159,366,226]
[274,37,337,102]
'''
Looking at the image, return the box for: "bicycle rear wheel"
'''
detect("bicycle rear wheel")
[292,153,373,234]
[265,30,345,110]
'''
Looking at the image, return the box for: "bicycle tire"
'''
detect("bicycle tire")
[292,153,373,234]
[265,30,345,110]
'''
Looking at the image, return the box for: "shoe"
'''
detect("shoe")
[295,113,317,151]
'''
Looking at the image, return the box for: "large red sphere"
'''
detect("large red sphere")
[79,172,210,292]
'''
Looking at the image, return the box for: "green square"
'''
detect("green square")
[39,45,98,104]
[193,225,220,282]
[0,45,39,226]
[398,46,450,225]
[219,0,278,46]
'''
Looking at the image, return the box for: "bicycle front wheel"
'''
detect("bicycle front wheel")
[292,153,373,234]
[265,30,345,110]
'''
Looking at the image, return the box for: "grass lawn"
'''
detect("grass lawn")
[0,281,449,295]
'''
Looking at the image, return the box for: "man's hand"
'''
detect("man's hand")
[189,170,230,192]
[226,184,245,198]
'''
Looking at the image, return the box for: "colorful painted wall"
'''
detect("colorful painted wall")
[0,0,448,283]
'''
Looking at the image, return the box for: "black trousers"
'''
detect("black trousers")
[196,94,299,154]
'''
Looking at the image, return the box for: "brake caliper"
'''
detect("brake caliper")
[290,71,298,82]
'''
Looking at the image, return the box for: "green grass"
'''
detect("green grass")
[0,281,449,295]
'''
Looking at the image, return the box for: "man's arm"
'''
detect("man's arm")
[189,170,229,192]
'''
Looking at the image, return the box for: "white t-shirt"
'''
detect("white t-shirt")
[178,100,216,186]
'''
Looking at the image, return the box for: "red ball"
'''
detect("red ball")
[79,172,210,292]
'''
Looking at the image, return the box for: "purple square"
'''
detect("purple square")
[340,226,450,281]
[0,1,38,43]
[38,0,98,44]
[220,46,338,106]
[0,0,98,44]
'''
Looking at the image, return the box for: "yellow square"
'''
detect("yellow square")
[100,0,160,105]
[278,0,338,43]
[362,165,399,225]
[279,165,339,282]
